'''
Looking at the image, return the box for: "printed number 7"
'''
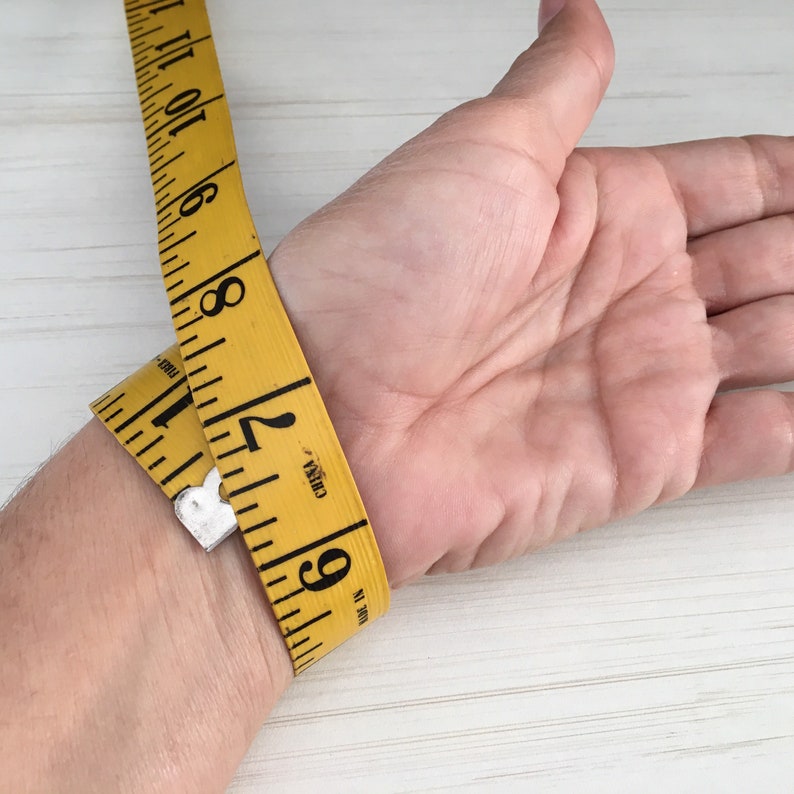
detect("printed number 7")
[239,413,296,452]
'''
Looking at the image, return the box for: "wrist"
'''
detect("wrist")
[89,415,295,710]
[267,238,422,588]
[0,418,292,791]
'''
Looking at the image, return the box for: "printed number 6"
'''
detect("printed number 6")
[299,548,351,592]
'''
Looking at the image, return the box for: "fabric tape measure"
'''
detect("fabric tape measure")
[90,0,390,674]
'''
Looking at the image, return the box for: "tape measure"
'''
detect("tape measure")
[90,0,389,674]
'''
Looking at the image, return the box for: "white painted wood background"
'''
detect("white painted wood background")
[2,1,793,791]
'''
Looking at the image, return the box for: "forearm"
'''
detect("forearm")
[0,417,293,792]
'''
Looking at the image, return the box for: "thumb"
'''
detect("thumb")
[490,0,615,180]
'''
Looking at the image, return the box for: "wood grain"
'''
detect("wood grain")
[2,1,793,791]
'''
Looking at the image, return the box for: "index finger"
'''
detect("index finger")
[650,135,794,238]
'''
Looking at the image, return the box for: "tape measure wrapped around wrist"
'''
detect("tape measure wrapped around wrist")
[90,0,389,674]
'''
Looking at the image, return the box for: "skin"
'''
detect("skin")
[270,2,794,585]
[2,0,793,789]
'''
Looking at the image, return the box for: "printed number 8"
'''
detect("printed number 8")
[200,276,245,317]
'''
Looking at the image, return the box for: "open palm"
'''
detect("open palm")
[271,0,794,586]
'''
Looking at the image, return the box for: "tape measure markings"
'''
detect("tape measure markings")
[90,0,390,672]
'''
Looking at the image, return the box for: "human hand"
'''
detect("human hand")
[269,0,794,587]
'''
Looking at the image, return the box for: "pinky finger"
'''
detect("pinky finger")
[696,389,794,489]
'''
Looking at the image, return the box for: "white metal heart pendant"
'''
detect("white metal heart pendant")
[174,466,237,551]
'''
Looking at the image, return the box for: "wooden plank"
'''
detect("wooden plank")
[1,1,793,790]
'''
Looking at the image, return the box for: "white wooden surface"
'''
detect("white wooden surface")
[2,1,794,791]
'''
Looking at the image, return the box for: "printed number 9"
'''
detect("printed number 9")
[179,182,218,217]
[200,276,245,317]
[299,548,351,592]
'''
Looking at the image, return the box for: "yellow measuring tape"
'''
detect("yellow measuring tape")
[90,0,389,674]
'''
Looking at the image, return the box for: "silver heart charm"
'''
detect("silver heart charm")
[174,466,238,552]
